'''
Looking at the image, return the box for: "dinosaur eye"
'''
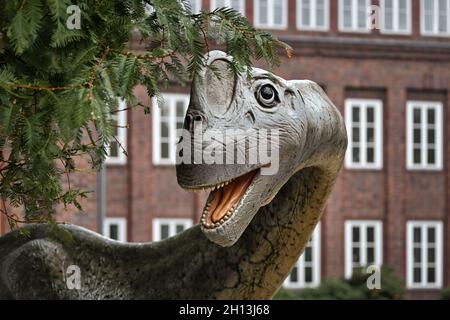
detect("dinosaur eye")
[257,84,278,107]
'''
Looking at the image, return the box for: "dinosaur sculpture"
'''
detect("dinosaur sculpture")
[0,51,347,299]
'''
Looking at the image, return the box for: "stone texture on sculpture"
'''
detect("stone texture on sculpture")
[0,51,347,299]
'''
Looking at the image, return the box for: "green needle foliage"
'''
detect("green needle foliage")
[0,0,291,228]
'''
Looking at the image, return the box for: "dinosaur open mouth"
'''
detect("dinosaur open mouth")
[200,170,258,229]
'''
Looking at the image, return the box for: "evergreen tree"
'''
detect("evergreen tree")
[0,0,290,228]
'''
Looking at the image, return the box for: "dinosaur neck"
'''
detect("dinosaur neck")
[155,165,339,299]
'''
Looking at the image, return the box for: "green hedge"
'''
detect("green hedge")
[274,266,405,300]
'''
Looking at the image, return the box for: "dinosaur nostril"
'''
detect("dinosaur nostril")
[184,114,193,131]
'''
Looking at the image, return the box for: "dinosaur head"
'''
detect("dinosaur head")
[176,51,346,247]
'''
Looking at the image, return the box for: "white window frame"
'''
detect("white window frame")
[188,0,202,13]
[345,99,383,170]
[406,221,443,289]
[152,93,189,165]
[297,0,330,31]
[339,0,371,33]
[406,101,443,171]
[284,223,321,289]
[380,0,412,35]
[211,0,246,15]
[345,220,383,278]
[104,217,127,242]
[421,0,450,37]
[254,0,288,29]
[152,218,193,241]
[105,98,127,165]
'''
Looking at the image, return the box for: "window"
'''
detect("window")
[297,0,329,31]
[254,0,288,29]
[345,220,382,278]
[380,0,411,34]
[105,98,127,165]
[421,0,450,36]
[284,224,321,288]
[406,101,443,170]
[152,218,193,241]
[189,0,202,13]
[211,0,246,15]
[152,94,189,165]
[407,221,443,289]
[339,0,371,32]
[345,99,383,170]
[104,218,127,242]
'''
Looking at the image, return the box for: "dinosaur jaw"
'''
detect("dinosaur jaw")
[200,170,258,229]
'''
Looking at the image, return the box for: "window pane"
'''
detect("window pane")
[367,128,375,143]
[413,109,421,124]
[352,107,360,122]
[367,148,375,163]
[304,246,312,262]
[161,142,169,159]
[414,247,421,263]
[438,0,448,33]
[352,147,360,162]
[343,0,352,28]
[424,0,434,32]
[160,102,169,116]
[274,0,283,25]
[367,247,375,264]
[428,148,436,164]
[357,0,367,29]
[176,101,186,117]
[305,267,313,283]
[109,224,118,240]
[427,227,435,243]
[427,268,436,283]
[290,266,298,282]
[302,0,311,26]
[367,226,374,242]
[398,0,408,30]
[176,224,185,234]
[317,0,325,26]
[413,148,421,164]
[427,129,435,144]
[161,122,169,138]
[352,247,360,263]
[231,0,242,11]
[352,226,360,242]
[259,0,268,24]
[413,227,421,243]
[160,224,169,240]
[427,109,435,125]
[384,0,393,30]
[428,248,436,263]
[176,119,184,131]
[110,142,119,157]
[352,127,360,142]
[414,129,421,144]
[413,267,422,283]
[367,107,374,123]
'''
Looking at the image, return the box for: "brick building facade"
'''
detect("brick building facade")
[1,0,450,299]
